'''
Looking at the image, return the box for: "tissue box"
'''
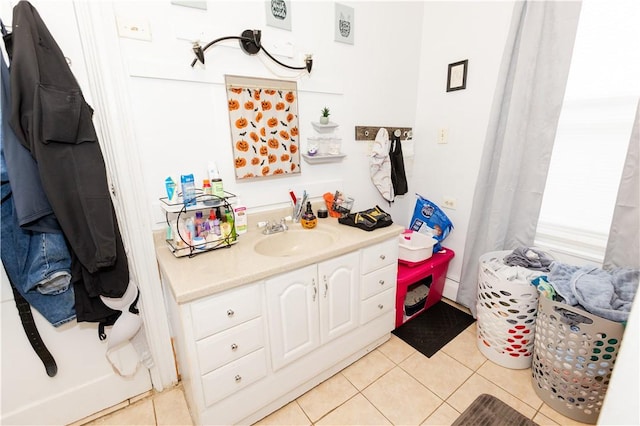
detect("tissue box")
[398,230,437,265]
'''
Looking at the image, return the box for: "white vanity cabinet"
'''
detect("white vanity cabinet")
[266,252,359,370]
[160,232,400,425]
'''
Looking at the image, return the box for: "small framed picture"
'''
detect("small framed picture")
[335,3,354,45]
[446,60,468,92]
[266,0,292,31]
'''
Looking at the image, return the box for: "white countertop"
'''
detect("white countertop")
[155,211,403,304]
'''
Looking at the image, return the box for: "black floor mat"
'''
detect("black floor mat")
[392,301,475,358]
[453,393,538,426]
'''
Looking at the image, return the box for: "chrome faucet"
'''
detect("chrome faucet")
[262,218,288,235]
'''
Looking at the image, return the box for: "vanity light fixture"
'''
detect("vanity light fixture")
[190,29,313,73]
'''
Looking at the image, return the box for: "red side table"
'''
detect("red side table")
[395,247,455,328]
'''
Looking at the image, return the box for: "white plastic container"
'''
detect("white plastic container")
[398,230,437,264]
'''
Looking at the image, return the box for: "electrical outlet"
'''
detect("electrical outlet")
[442,196,457,210]
[437,127,449,144]
[116,16,152,41]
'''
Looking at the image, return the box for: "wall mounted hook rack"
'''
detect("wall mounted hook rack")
[355,126,413,141]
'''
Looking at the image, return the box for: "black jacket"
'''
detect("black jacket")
[8,1,129,323]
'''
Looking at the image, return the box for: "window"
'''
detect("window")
[535,0,640,263]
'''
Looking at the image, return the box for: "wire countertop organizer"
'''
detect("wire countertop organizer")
[160,190,238,258]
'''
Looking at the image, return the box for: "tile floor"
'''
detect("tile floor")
[75,301,592,426]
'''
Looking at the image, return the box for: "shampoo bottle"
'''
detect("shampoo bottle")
[225,207,237,241]
[208,162,225,200]
[233,198,248,235]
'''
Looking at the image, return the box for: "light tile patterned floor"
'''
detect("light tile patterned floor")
[76,301,592,426]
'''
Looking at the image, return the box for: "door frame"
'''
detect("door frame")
[72,1,177,391]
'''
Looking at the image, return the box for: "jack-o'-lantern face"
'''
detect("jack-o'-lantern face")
[235,117,248,129]
[290,126,299,136]
[230,88,242,94]
[251,157,260,165]
[268,138,279,149]
[235,157,247,168]
[250,132,259,142]
[279,130,290,140]
[267,117,278,128]
[228,99,240,110]
[268,154,277,164]
[285,92,295,103]
[236,140,249,152]
[261,166,270,176]
[287,113,294,122]
[274,168,284,175]
[280,154,290,162]
[261,101,272,111]
[244,101,255,110]
[289,144,298,154]
[260,146,268,156]
[276,102,285,111]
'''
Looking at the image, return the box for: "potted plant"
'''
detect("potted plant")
[320,107,330,124]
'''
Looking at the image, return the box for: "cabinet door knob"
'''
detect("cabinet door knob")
[379,254,386,260]
[378,304,384,310]
[234,374,242,383]
[231,343,238,351]
[379,279,385,285]
[227,309,235,317]
[324,276,328,298]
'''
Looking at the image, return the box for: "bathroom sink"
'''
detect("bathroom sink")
[253,229,336,257]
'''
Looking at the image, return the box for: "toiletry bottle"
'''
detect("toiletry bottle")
[233,198,248,235]
[220,213,231,241]
[213,207,222,236]
[180,174,197,207]
[207,210,217,237]
[176,218,188,248]
[202,179,214,206]
[300,201,317,229]
[185,216,196,245]
[194,211,204,237]
[208,162,225,200]
[225,207,237,241]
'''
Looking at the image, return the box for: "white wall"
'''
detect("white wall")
[411,1,516,298]
[112,1,424,223]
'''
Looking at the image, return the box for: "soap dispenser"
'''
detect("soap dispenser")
[300,202,317,229]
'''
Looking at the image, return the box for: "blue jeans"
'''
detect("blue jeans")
[1,148,75,327]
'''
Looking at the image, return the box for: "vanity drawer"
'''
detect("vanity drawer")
[361,264,397,300]
[191,283,262,340]
[361,238,398,275]
[196,317,265,375]
[201,348,267,407]
[360,288,394,324]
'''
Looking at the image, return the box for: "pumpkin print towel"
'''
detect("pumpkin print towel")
[227,85,301,179]
[370,128,394,202]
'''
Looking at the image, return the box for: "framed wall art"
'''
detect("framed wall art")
[225,75,301,180]
[265,0,292,31]
[447,59,468,92]
[335,3,354,45]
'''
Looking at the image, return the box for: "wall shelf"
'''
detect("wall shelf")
[302,153,346,164]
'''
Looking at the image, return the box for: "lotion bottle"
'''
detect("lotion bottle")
[233,198,248,235]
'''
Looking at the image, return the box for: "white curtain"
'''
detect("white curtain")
[456,1,582,316]
[604,101,640,269]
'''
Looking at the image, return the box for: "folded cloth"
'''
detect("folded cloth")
[503,247,553,272]
[548,262,639,323]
